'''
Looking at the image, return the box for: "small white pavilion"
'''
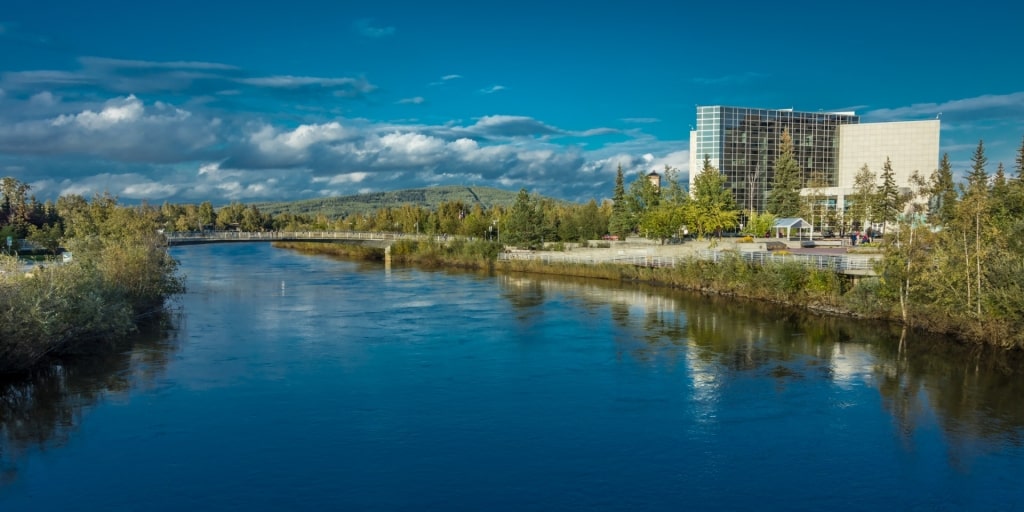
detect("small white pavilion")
[772,218,812,239]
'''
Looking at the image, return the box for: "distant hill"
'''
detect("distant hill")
[251,185,527,218]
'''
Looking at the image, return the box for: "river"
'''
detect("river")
[2,242,1023,511]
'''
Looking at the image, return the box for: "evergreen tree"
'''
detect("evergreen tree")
[607,164,631,237]
[503,188,542,248]
[965,140,989,193]
[953,140,993,319]
[874,157,902,235]
[1016,135,1024,181]
[687,156,739,238]
[929,153,957,226]
[988,162,1020,233]
[766,129,801,217]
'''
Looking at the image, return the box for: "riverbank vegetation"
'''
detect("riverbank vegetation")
[0,181,183,376]
[96,133,1024,349]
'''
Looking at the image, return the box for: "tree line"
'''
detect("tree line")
[1,187,183,374]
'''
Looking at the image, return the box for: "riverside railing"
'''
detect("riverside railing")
[498,249,877,275]
[165,230,432,245]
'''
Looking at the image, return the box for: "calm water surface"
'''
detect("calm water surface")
[2,242,1023,511]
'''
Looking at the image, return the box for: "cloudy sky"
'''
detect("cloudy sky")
[2,0,1023,205]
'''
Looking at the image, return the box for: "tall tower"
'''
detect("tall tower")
[647,170,661,189]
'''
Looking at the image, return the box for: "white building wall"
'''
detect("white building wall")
[688,130,697,192]
[836,120,940,189]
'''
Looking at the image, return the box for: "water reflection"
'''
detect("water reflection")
[0,316,179,484]
[493,271,1024,448]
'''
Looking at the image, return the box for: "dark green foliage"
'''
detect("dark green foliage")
[503,189,543,248]
[687,156,739,238]
[874,157,902,234]
[608,165,631,237]
[965,140,989,193]
[1,188,184,375]
[766,130,802,217]
[929,154,957,226]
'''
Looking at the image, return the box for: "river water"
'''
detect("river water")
[2,242,1023,511]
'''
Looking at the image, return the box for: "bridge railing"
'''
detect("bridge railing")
[165,230,432,244]
[498,249,877,275]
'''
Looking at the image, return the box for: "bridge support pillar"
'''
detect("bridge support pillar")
[384,245,392,266]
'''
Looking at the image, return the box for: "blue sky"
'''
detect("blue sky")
[2,0,1022,205]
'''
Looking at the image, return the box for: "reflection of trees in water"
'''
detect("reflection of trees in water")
[498,275,546,322]
[0,315,179,485]
[874,329,1024,451]
[460,268,1024,449]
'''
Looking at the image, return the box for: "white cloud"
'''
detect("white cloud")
[121,181,180,199]
[78,56,238,71]
[622,117,660,124]
[468,115,559,138]
[864,92,1024,122]
[313,173,369,185]
[238,75,366,88]
[397,96,425,105]
[0,85,685,203]
[379,132,445,162]
[52,95,144,129]
[29,91,58,107]
[480,85,506,94]
[271,122,347,151]
[430,74,463,86]
[353,18,395,38]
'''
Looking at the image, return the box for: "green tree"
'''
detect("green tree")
[849,165,876,232]
[766,129,801,217]
[638,203,686,244]
[198,201,215,231]
[954,140,994,318]
[624,169,660,235]
[874,157,903,235]
[503,189,542,248]
[240,205,265,232]
[638,166,689,243]
[1016,135,1024,181]
[878,171,933,325]
[1,177,32,236]
[965,140,989,192]
[27,223,63,255]
[743,211,776,238]
[607,164,631,237]
[687,156,739,238]
[928,153,957,226]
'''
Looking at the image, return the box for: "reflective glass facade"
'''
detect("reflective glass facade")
[693,106,859,213]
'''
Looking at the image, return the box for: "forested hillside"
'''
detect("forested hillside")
[251,185,526,217]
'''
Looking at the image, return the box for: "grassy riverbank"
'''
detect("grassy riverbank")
[274,239,1024,350]
[276,240,868,316]
[0,209,183,377]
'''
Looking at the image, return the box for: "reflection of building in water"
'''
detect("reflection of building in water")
[830,343,876,389]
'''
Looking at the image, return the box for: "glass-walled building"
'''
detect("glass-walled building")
[689,106,859,213]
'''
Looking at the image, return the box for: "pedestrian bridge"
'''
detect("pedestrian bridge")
[165,230,428,248]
